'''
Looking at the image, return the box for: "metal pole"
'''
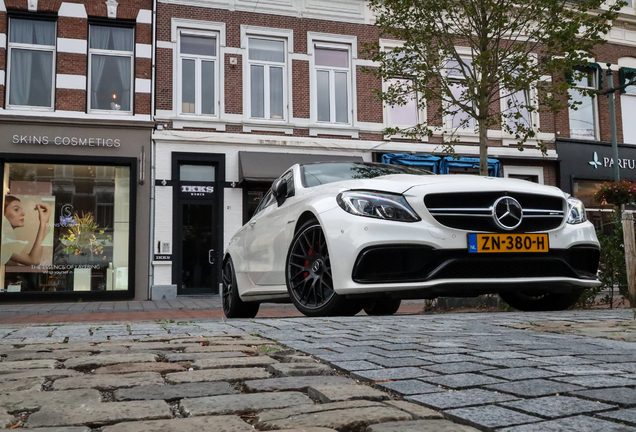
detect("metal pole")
[606,63,620,182]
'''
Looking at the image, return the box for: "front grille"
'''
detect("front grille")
[424,191,566,232]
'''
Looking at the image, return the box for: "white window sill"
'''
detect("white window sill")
[6,106,55,112]
[172,117,225,131]
[88,109,133,116]
[309,125,359,138]
[243,123,293,135]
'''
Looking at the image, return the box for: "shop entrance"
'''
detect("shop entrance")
[173,153,224,295]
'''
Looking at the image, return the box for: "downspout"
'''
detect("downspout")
[148,0,158,296]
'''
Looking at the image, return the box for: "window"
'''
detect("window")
[7,18,56,109]
[568,68,598,140]
[179,31,218,116]
[314,45,351,124]
[248,37,286,120]
[621,68,636,145]
[504,166,544,184]
[446,58,476,130]
[1,163,131,293]
[387,78,419,127]
[504,89,532,133]
[89,25,134,113]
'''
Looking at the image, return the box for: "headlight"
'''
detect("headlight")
[337,190,420,222]
[567,197,587,224]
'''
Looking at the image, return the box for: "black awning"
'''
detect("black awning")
[238,151,364,182]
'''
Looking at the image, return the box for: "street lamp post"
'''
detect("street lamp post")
[606,63,620,182]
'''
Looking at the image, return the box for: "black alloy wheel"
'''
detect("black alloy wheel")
[286,220,348,316]
[222,257,259,319]
[364,298,402,316]
[499,288,585,312]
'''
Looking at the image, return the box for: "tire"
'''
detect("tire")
[364,298,402,316]
[286,220,348,317]
[222,257,260,318]
[499,288,585,312]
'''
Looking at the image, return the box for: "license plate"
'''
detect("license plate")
[468,233,549,253]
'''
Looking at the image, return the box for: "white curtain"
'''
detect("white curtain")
[112,28,132,110]
[9,50,33,105]
[251,65,265,118]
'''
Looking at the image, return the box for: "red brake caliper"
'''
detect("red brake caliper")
[303,248,313,278]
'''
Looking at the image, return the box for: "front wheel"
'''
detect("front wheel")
[222,258,259,318]
[499,289,585,312]
[286,220,348,317]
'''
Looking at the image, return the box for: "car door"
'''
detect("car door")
[244,171,295,286]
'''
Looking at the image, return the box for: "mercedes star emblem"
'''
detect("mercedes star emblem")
[492,196,523,230]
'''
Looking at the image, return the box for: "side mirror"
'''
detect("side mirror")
[271,178,288,206]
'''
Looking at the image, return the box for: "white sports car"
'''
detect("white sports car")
[222,162,600,318]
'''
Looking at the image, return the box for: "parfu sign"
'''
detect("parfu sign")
[12,135,121,148]
[589,151,636,171]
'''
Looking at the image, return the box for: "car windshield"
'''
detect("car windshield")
[301,162,433,188]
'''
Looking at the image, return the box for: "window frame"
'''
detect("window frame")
[245,36,288,122]
[503,166,544,184]
[499,70,540,136]
[311,42,353,126]
[568,66,600,141]
[87,22,135,115]
[6,16,57,112]
[177,29,220,118]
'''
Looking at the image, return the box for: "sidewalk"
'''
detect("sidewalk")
[0,298,427,324]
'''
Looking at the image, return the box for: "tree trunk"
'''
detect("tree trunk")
[622,212,636,307]
[478,119,488,176]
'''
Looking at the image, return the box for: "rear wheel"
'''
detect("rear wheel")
[222,258,259,318]
[286,220,348,317]
[499,289,584,312]
[364,298,402,316]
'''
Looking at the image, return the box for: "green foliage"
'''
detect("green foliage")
[596,218,628,307]
[365,0,625,174]
[594,181,636,206]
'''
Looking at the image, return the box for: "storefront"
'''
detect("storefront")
[0,119,152,301]
[557,138,636,230]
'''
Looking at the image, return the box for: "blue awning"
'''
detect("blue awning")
[381,153,441,174]
[439,156,502,177]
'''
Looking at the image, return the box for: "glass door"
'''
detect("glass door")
[179,201,217,294]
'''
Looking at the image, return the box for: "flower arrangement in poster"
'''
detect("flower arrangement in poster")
[594,180,636,206]
[60,212,111,260]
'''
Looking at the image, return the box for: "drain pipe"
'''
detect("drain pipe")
[148,0,158,297]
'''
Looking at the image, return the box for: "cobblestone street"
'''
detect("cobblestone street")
[2,309,636,431]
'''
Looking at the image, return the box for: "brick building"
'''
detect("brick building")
[150,0,636,298]
[0,0,153,300]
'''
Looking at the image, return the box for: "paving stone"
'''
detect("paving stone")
[4,351,93,361]
[164,352,248,362]
[571,387,636,407]
[94,362,186,374]
[419,354,479,363]
[550,375,636,388]
[607,363,636,373]
[53,371,164,390]
[540,365,624,375]
[407,389,518,410]
[255,400,412,430]
[0,369,79,382]
[101,416,255,432]
[422,373,506,389]
[193,355,278,369]
[365,419,480,432]
[183,345,257,353]
[0,408,15,428]
[526,356,599,366]
[471,351,531,360]
[582,354,636,363]
[0,359,57,371]
[331,361,379,371]
[0,376,44,391]
[444,405,542,430]
[27,400,171,428]
[480,359,541,368]
[422,362,496,374]
[181,391,311,415]
[245,375,354,392]
[308,383,388,402]
[352,367,435,382]
[17,428,91,432]
[498,415,636,432]
[481,367,559,381]
[376,379,444,395]
[0,389,101,412]
[501,395,616,418]
[114,381,237,401]
[485,379,585,397]
[382,400,444,419]
[268,362,334,377]
[367,357,431,368]
[273,428,338,432]
[64,354,158,369]
[166,367,271,384]
[597,407,636,426]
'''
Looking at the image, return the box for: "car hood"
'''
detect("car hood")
[309,174,566,197]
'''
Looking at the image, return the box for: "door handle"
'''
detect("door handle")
[248,220,256,227]
[208,249,215,265]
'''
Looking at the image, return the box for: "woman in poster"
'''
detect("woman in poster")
[2,196,51,266]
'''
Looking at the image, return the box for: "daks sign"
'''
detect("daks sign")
[589,152,636,170]
[180,185,214,198]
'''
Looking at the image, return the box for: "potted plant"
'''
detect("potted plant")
[60,212,112,265]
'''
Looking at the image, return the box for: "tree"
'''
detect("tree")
[366,0,625,175]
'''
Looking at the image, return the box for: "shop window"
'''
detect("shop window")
[7,18,56,110]
[88,25,134,113]
[568,68,598,140]
[243,183,270,223]
[314,44,351,124]
[446,58,476,130]
[178,31,218,116]
[573,179,614,233]
[1,163,131,293]
[248,37,286,120]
